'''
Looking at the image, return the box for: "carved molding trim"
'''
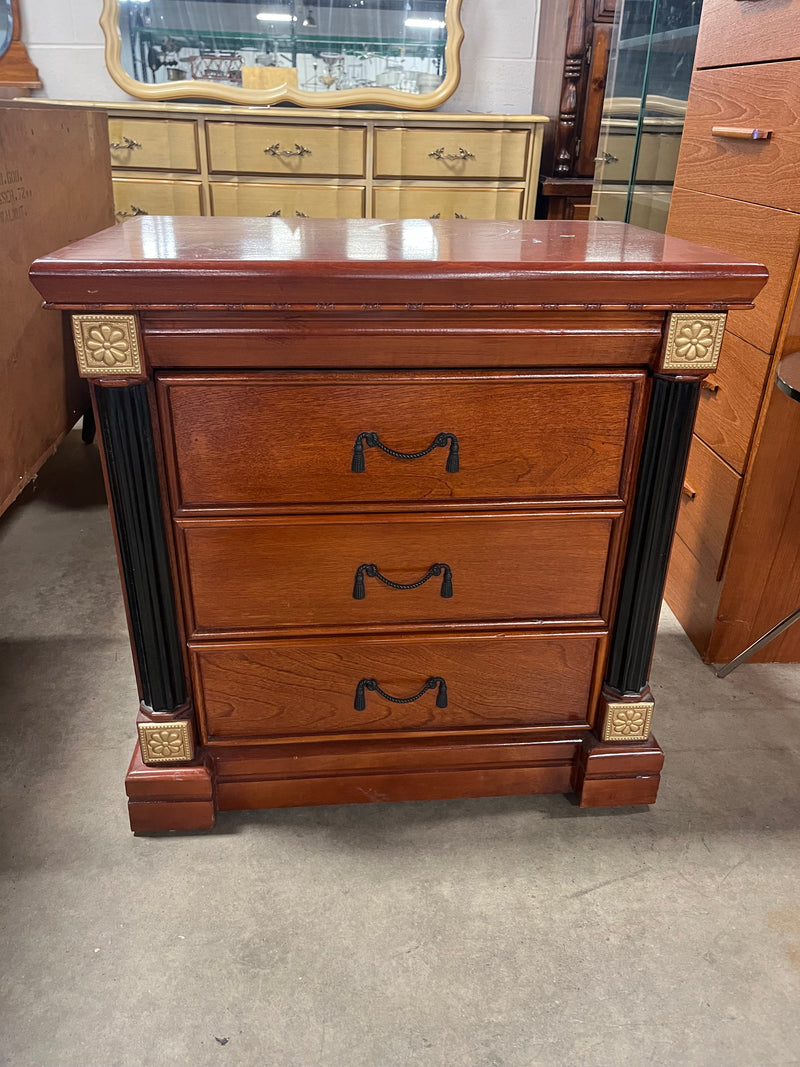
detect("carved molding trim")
[661,312,726,372]
[138,720,195,764]
[72,314,142,377]
[601,699,655,743]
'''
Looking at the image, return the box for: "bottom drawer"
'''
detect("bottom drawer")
[112,178,203,219]
[210,181,365,218]
[373,185,524,220]
[193,631,605,743]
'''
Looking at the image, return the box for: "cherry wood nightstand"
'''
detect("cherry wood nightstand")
[30,218,765,831]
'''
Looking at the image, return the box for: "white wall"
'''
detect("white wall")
[20,0,545,114]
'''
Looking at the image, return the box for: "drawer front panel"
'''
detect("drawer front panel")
[160,372,645,510]
[374,128,530,180]
[181,512,619,634]
[675,62,800,213]
[668,189,800,353]
[694,0,800,69]
[693,332,769,472]
[113,178,203,219]
[108,118,199,171]
[193,631,604,742]
[210,181,365,219]
[601,132,682,184]
[675,435,741,574]
[206,122,367,177]
[373,185,524,221]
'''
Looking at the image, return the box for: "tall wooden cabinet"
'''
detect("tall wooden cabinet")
[665,0,800,662]
[539,0,617,221]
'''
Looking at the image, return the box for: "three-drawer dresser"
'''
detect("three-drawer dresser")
[30,217,766,832]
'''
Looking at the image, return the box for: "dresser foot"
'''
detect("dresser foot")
[571,734,664,808]
[125,744,216,832]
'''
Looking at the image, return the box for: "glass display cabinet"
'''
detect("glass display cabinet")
[591,0,702,231]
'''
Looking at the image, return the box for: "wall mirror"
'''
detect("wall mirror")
[100,0,463,108]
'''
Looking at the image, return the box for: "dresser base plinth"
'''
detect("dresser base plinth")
[571,735,665,808]
[125,744,216,832]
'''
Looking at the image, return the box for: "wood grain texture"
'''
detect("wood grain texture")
[29,217,768,311]
[668,188,800,353]
[694,0,800,69]
[710,381,800,663]
[693,332,770,472]
[674,435,741,578]
[572,734,663,807]
[125,745,215,832]
[192,631,606,742]
[142,309,665,371]
[159,371,645,511]
[0,104,112,515]
[675,61,800,213]
[179,511,621,635]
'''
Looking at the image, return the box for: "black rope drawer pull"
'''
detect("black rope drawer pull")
[351,431,459,473]
[353,563,453,600]
[354,676,448,711]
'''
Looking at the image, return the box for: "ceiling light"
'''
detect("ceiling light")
[302,7,316,27]
[256,12,296,21]
[405,17,446,29]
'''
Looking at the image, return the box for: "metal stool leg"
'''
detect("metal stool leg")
[716,606,800,678]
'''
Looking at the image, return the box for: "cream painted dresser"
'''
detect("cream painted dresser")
[64,102,546,222]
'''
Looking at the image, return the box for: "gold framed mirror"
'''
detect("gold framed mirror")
[100,0,463,109]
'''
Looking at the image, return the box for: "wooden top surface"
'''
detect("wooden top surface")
[30,217,768,309]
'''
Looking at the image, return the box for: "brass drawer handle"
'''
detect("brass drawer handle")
[266,210,310,217]
[429,146,476,162]
[354,676,448,711]
[711,126,772,141]
[115,205,149,219]
[429,213,469,219]
[594,151,620,164]
[264,142,312,158]
[681,483,697,502]
[353,562,453,600]
[351,431,459,473]
[110,135,142,151]
[700,375,720,394]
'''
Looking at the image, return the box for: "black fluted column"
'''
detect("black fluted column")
[605,375,700,697]
[95,384,187,715]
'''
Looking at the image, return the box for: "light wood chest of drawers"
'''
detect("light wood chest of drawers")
[93,102,548,223]
[665,0,800,663]
[30,217,765,831]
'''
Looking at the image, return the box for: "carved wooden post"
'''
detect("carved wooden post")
[574,312,727,805]
[554,0,590,175]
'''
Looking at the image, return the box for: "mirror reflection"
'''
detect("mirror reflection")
[117,0,450,96]
[0,0,13,59]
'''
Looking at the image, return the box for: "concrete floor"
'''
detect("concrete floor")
[1,429,799,1067]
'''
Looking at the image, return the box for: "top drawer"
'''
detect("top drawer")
[158,371,645,511]
[694,0,800,69]
[108,118,200,172]
[373,128,530,180]
[206,122,367,177]
[675,61,800,213]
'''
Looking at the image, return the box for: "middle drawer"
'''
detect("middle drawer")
[178,511,621,635]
